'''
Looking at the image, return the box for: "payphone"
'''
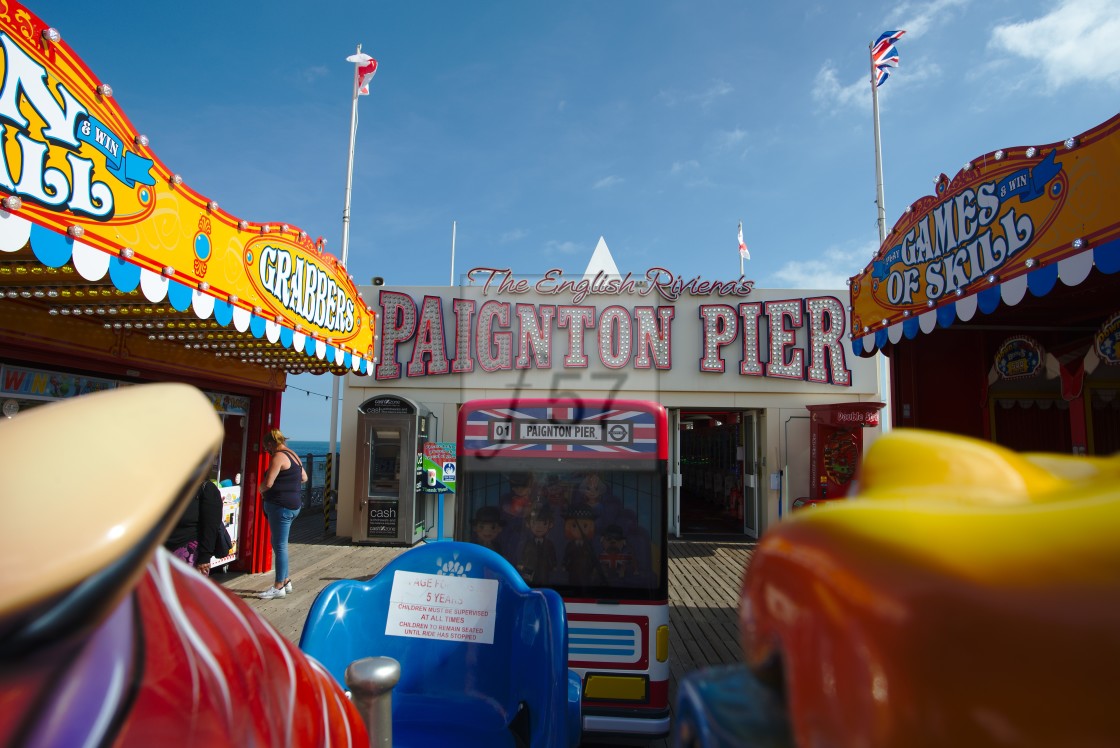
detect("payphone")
[353,394,435,546]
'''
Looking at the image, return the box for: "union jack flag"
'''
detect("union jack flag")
[872,30,905,88]
[874,44,900,68]
[461,403,659,457]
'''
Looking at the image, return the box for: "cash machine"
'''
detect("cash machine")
[353,394,435,546]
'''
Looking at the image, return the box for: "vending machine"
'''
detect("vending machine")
[802,402,884,507]
[352,394,434,546]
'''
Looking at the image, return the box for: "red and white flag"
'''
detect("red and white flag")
[346,52,378,96]
[738,221,750,260]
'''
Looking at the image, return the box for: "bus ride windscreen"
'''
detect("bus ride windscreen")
[455,399,668,603]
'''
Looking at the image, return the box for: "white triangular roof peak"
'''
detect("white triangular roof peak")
[582,236,621,280]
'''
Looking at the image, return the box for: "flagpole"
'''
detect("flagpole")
[328,43,363,509]
[871,47,887,247]
[449,220,456,286]
[870,41,894,433]
[737,221,747,276]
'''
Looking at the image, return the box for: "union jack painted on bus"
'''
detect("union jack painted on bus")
[459,399,665,458]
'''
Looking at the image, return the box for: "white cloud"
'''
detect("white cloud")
[812,55,940,113]
[656,78,734,108]
[670,159,700,174]
[989,0,1120,90]
[300,65,330,84]
[593,175,623,189]
[696,79,734,108]
[888,0,970,40]
[712,127,748,151]
[544,240,584,255]
[812,62,868,111]
[768,242,877,289]
[500,228,528,243]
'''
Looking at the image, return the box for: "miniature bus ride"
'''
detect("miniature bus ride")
[455,397,671,740]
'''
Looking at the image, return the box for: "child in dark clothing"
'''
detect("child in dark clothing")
[165,480,227,575]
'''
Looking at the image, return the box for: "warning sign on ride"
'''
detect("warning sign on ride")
[385,570,498,644]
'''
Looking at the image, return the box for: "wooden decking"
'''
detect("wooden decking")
[217,511,754,746]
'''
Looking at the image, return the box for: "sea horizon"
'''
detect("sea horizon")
[286,439,334,456]
[284,440,336,486]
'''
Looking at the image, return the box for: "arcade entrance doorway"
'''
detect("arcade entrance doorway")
[674,409,761,538]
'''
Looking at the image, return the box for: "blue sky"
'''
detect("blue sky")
[37,0,1120,439]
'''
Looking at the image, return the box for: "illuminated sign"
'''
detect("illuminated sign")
[867,154,1057,309]
[994,336,1043,380]
[257,244,356,334]
[466,266,755,303]
[375,286,853,387]
[850,115,1120,354]
[0,2,376,363]
[1094,311,1120,366]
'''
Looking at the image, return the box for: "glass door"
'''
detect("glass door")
[742,411,761,539]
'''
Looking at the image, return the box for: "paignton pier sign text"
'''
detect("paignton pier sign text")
[376,267,853,387]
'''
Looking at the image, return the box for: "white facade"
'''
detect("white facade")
[338,264,882,541]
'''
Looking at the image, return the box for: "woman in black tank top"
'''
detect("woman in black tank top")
[258,428,308,599]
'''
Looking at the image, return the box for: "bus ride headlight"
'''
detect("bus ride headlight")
[656,624,669,662]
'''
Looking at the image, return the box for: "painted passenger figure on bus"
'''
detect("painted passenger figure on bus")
[518,502,557,584]
[598,524,634,580]
[542,473,571,513]
[498,472,535,558]
[562,504,605,586]
[470,505,505,553]
[573,472,630,530]
[573,472,654,585]
[539,473,573,549]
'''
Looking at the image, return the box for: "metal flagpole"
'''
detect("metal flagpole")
[450,220,456,286]
[870,42,894,432]
[738,221,746,277]
[871,48,887,247]
[327,44,364,529]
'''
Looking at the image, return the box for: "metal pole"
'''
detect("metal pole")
[870,43,894,433]
[323,452,334,534]
[345,656,400,748]
[449,220,456,286]
[871,51,887,247]
[327,44,364,525]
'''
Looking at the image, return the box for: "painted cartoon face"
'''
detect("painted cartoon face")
[602,535,626,553]
[580,475,605,503]
[505,482,534,515]
[544,480,568,506]
[474,521,502,544]
[564,517,595,541]
[529,516,552,538]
